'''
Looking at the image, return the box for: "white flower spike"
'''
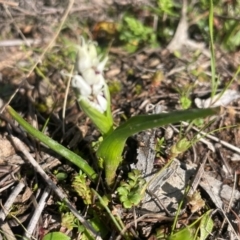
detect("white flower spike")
[72,37,109,113]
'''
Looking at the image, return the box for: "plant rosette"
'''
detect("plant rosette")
[117,169,146,208]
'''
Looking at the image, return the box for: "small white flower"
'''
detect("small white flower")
[75,37,108,75]
[72,74,108,113]
[72,75,92,97]
[72,37,109,113]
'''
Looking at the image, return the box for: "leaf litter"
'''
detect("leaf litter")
[0,0,240,239]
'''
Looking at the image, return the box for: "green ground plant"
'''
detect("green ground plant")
[5,0,240,238]
[166,210,214,240]
[117,169,146,208]
[118,15,158,52]
[7,38,218,238]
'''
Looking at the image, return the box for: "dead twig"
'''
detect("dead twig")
[116,213,174,240]
[0,0,18,7]
[0,38,51,47]
[0,181,25,221]
[185,122,240,155]
[10,136,102,240]
[24,187,51,239]
[188,151,210,195]
[0,181,25,240]
[0,222,16,240]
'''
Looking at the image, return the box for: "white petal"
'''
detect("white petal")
[88,42,98,60]
[96,94,107,112]
[90,101,104,113]
[92,75,105,95]
[76,47,92,73]
[82,68,106,87]
[82,68,97,85]
[72,75,91,97]
[97,56,108,73]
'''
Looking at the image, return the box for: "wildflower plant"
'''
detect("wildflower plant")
[8,37,218,189]
[72,170,92,205]
[6,36,219,240]
[70,37,218,187]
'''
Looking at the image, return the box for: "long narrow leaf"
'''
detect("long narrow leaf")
[7,106,98,182]
[97,108,219,186]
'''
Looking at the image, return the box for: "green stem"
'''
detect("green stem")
[91,190,126,236]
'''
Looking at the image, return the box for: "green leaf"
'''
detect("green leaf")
[169,210,213,240]
[43,232,70,240]
[180,96,192,109]
[97,108,219,187]
[128,180,136,187]
[128,193,142,204]
[123,200,133,209]
[170,138,190,157]
[89,214,109,238]
[7,106,98,182]
[167,228,193,240]
[55,172,68,181]
[120,195,128,202]
[199,210,214,240]
[117,187,129,196]
[78,86,113,136]
[92,189,123,233]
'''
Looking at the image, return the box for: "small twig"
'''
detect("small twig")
[200,175,239,238]
[170,122,215,152]
[0,181,24,239]
[0,182,15,193]
[0,0,18,7]
[26,0,74,77]
[62,66,74,134]
[230,209,240,237]
[185,122,240,155]
[166,60,211,77]
[168,117,240,154]
[24,187,51,239]
[188,151,210,195]
[133,207,137,229]
[216,144,233,178]
[0,166,20,189]
[0,38,50,47]
[219,172,239,237]
[0,181,25,221]
[229,172,238,213]
[0,222,16,240]
[147,189,180,217]
[10,136,102,239]
[116,213,173,240]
